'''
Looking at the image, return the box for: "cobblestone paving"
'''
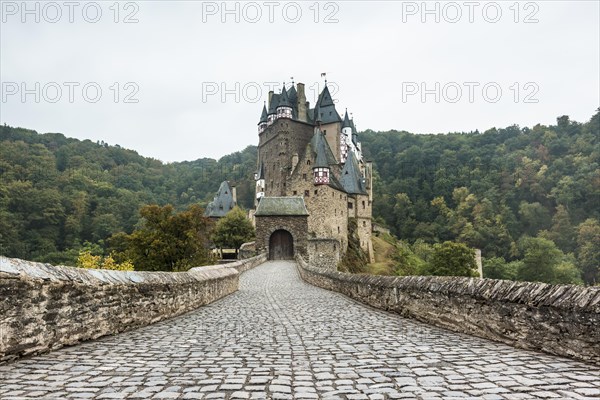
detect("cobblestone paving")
[1,261,599,400]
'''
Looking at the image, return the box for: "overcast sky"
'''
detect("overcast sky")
[1,1,598,162]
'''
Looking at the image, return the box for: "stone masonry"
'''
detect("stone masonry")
[297,256,600,365]
[254,215,308,258]
[0,254,266,363]
[0,261,598,399]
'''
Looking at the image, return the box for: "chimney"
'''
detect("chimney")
[297,83,307,122]
[232,186,237,206]
[268,91,274,111]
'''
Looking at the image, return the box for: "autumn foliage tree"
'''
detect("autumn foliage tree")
[111,204,213,271]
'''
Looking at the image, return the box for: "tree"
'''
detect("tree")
[211,207,255,254]
[424,241,478,277]
[576,219,600,285]
[116,204,213,271]
[77,250,134,271]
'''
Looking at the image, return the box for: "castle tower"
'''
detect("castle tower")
[276,84,293,119]
[258,103,268,133]
[341,110,352,163]
[253,78,373,265]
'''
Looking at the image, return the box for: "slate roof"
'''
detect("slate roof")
[268,93,280,115]
[255,197,309,216]
[278,86,292,108]
[258,104,268,124]
[204,181,236,217]
[310,130,338,168]
[313,85,342,124]
[342,110,352,129]
[340,151,367,195]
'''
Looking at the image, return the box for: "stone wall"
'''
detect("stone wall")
[308,239,340,270]
[296,256,600,365]
[255,215,308,258]
[0,254,267,363]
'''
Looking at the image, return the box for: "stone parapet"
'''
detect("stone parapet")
[0,254,266,363]
[296,256,600,365]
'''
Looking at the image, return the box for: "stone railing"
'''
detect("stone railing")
[0,254,266,363]
[296,256,600,365]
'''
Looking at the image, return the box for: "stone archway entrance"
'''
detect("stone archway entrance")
[269,230,294,260]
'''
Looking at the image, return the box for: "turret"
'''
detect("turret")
[312,130,330,185]
[258,102,268,133]
[267,91,277,125]
[276,84,293,119]
[255,161,265,202]
[340,110,352,162]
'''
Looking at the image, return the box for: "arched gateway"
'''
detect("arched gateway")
[269,230,294,260]
[254,197,309,260]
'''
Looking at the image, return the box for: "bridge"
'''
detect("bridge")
[1,259,599,399]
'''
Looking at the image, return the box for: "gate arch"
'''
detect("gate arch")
[269,229,294,260]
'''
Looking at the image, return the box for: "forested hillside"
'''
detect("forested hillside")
[1,110,598,284]
[361,110,599,284]
[0,125,257,264]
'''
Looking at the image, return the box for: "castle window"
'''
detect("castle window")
[338,226,340,233]
[362,201,366,209]
[293,190,297,195]
[314,189,318,195]
[323,130,326,135]
[304,190,309,197]
[348,202,353,209]
[307,160,311,165]
[303,173,307,181]
[363,221,366,227]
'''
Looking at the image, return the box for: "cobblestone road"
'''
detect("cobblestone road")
[1,261,599,400]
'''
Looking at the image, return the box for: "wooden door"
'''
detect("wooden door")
[269,230,294,260]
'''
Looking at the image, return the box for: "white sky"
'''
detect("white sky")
[1,1,599,162]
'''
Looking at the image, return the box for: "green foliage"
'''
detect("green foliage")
[515,236,582,284]
[339,218,368,273]
[0,125,256,263]
[211,207,255,252]
[575,218,600,285]
[482,257,519,280]
[392,240,427,276]
[423,241,478,277]
[111,204,214,272]
[360,110,599,284]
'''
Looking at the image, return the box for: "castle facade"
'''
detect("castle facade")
[253,80,373,265]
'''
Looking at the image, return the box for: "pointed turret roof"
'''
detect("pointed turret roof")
[288,85,297,105]
[311,85,342,124]
[310,129,337,168]
[317,85,335,107]
[204,181,236,217]
[258,103,268,124]
[341,151,367,195]
[350,118,358,145]
[342,110,352,129]
[278,84,292,108]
